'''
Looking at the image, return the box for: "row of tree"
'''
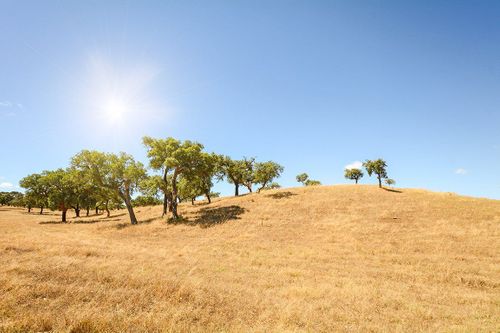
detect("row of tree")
[293,159,393,188]
[18,136,284,224]
[343,159,394,187]
[0,191,24,206]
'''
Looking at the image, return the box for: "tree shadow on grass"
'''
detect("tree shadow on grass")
[382,187,403,193]
[39,216,122,225]
[39,220,65,225]
[114,216,162,230]
[168,205,246,228]
[266,191,297,200]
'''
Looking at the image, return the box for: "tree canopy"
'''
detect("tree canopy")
[363,159,388,188]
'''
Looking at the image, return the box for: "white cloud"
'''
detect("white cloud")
[0,182,14,189]
[0,101,23,117]
[345,161,363,170]
[455,168,467,175]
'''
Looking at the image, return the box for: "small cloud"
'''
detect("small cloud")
[345,161,362,170]
[455,168,467,175]
[0,182,14,189]
[0,101,23,117]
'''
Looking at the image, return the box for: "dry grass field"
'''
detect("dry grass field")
[1,185,499,332]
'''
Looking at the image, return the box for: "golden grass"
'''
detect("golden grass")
[0,185,499,332]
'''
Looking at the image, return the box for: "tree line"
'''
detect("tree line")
[17,136,284,224]
[7,141,394,225]
[295,158,394,187]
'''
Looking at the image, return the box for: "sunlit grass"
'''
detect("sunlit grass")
[1,185,499,332]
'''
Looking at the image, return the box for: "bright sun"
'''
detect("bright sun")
[105,98,127,123]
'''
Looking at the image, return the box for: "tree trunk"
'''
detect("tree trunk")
[40,206,44,214]
[378,175,382,188]
[171,169,179,219]
[95,206,99,215]
[122,194,137,225]
[86,206,90,216]
[75,204,80,217]
[205,192,211,204]
[234,184,239,196]
[355,179,358,184]
[191,198,195,205]
[62,209,67,223]
[105,200,110,217]
[245,183,253,193]
[162,193,168,217]
[28,205,31,213]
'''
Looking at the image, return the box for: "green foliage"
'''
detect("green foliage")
[262,182,281,191]
[344,168,364,184]
[363,159,388,188]
[296,173,309,185]
[72,150,147,224]
[297,173,320,186]
[218,156,253,196]
[133,195,162,206]
[0,191,24,206]
[385,178,396,187]
[142,136,209,218]
[254,161,284,192]
[19,173,50,211]
[40,168,81,221]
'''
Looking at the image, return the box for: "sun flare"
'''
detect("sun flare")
[105,98,127,123]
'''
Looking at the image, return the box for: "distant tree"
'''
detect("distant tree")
[385,178,396,187]
[344,168,364,184]
[140,174,172,214]
[254,161,284,193]
[72,150,147,225]
[133,195,162,207]
[241,157,256,193]
[43,169,78,222]
[296,173,321,186]
[296,173,309,185]
[0,191,24,207]
[263,182,281,190]
[183,152,220,204]
[363,159,388,188]
[219,156,253,196]
[19,173,50,214]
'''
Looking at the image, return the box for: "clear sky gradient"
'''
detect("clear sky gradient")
[1,0,499,199]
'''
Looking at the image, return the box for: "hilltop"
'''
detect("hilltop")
[1,185,499,332]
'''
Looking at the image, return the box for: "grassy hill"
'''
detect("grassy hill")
[1,185,499,332]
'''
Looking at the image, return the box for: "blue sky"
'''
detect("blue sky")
[1,0,499,199]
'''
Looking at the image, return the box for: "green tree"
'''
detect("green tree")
[385,178,396,187]
[344,168,364,184]
[0,191,24,207]
[140,174,173,215]
[142,136,206,219]
[296,173,309,185]
[296,173,321,186]
[43,169,78,222]
[133,195,162,206]
[254,161,284,193]
[305,179,321,186]
[19,173,50,214]
[262,182,281,191]
[72,150,147,225]
[219,156,253,196]
[363,159,388,188]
